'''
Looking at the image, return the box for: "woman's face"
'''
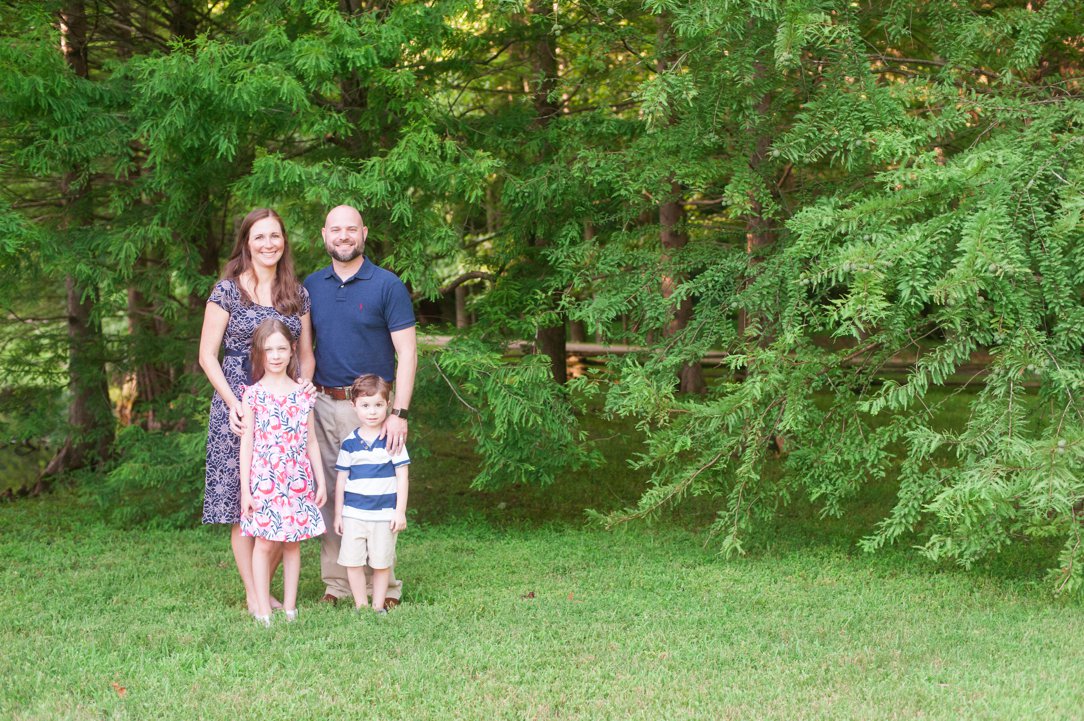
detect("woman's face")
[247,217,285,271]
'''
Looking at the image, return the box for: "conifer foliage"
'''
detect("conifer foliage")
[1,1,1083,589]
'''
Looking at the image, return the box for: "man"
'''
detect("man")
[303,205,417,607]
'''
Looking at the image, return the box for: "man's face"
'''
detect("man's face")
[322,207,366,263]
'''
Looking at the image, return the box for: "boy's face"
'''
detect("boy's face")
[352,393,388,429]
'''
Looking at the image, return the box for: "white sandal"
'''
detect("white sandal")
[283,608,299,622]
[253,614,272,627]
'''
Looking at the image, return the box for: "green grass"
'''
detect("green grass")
[3,389,1081,719]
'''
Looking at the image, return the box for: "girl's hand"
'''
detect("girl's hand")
[314,484,327,508]
[333,515,343,536]
[390,512,407,533]
[240,494,256,519]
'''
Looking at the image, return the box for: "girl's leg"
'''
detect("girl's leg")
[371,567,390,611]
[230,524,258,614]
[252,538,278,618]
[346,566,368,610]
[269,544,284,610]
[281,541,301,613]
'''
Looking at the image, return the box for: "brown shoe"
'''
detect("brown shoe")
[383,597,401,611]
[319,593,339,605]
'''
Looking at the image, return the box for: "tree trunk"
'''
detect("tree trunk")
[455,284,469,329]
[528,0,566,384]
[40,0,116,485]
[657,15,705,394]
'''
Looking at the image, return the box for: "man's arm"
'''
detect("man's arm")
[384,326,417,456]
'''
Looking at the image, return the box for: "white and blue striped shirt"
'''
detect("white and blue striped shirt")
[335,429,410,522]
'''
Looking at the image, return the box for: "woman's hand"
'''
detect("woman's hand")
[229,402,246,436]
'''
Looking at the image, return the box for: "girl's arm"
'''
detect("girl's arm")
[238,390,256,518]
[391,465,409,533]
[305,408,326,508]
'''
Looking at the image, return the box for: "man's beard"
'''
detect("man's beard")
[329,245,363,263]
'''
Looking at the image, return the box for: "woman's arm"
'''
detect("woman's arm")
[297,312,315,383]
[198,302,240,412]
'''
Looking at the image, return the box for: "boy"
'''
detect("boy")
[333,374,410,613]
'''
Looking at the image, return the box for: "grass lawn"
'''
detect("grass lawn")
[4,390,1083,720]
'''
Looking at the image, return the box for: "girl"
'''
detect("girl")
[239,318,327,625]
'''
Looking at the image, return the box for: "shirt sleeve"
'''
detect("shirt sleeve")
[391,445,410,467]
[335,442,351,472]
[384,276,416,332]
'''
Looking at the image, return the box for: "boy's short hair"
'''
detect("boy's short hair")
[351,374,391,402]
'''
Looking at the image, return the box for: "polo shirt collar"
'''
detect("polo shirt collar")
[322,256,376,283]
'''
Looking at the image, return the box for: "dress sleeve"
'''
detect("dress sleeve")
[208,279,235,313]
[299,285,311,316]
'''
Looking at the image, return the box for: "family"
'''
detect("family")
[198,205,416,625]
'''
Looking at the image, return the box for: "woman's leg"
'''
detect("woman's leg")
[230,524,258,614]
[252,538,277,618]
[281,541,301,612]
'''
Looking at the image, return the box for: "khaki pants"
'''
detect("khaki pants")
[313,392,402,601]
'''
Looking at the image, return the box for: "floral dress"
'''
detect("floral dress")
[201,279,309,525]
[239,383,326,542]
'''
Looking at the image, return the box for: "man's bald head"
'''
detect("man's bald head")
[322,205,367,264]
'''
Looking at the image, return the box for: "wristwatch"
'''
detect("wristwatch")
[390,408,409,420]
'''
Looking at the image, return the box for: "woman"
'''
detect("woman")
[199,208,315,615]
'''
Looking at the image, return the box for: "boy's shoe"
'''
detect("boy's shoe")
[374,608,388,616]
[383,598,401,611]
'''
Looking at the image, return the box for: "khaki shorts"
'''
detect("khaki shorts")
[338,517,397,569]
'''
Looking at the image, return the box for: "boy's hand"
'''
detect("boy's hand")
[390,511,407,533]
[334,515,343,536]
[314,485,327,508]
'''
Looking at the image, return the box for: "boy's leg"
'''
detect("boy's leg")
[281,541,300,612]
[369,522,396,611]
[312,394,355,600]
[370,567,390,611]
[251,538,277,618]
[364,563,402,603]
[346,566,369,610]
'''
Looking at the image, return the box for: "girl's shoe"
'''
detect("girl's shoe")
[253,614,272,628]
[283,608,299,622]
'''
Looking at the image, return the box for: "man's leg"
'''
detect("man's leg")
[313,393,354,599]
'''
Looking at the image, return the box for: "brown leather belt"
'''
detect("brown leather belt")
[314,383,353,401]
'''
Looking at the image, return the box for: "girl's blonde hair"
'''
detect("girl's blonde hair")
[249,318,298,382]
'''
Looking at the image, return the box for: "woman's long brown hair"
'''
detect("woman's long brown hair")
[222,208,303,316]
[249,318,299,382]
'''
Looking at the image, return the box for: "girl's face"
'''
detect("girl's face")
[247,216,285,271]
[262,331,293,375]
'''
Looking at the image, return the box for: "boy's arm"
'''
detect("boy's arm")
[334,469,348,535]
[391,465,409,533]
[305,409,326,507]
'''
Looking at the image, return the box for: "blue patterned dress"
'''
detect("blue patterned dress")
[201,279,310,525]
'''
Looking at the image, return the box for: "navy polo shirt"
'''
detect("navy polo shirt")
[303,258,416,387]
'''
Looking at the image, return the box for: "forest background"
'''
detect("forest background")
[2,0,1084,592]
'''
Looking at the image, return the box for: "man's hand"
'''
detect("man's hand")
[229,403,245,436]
[382,413,408,456]
[297,376,315,396]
